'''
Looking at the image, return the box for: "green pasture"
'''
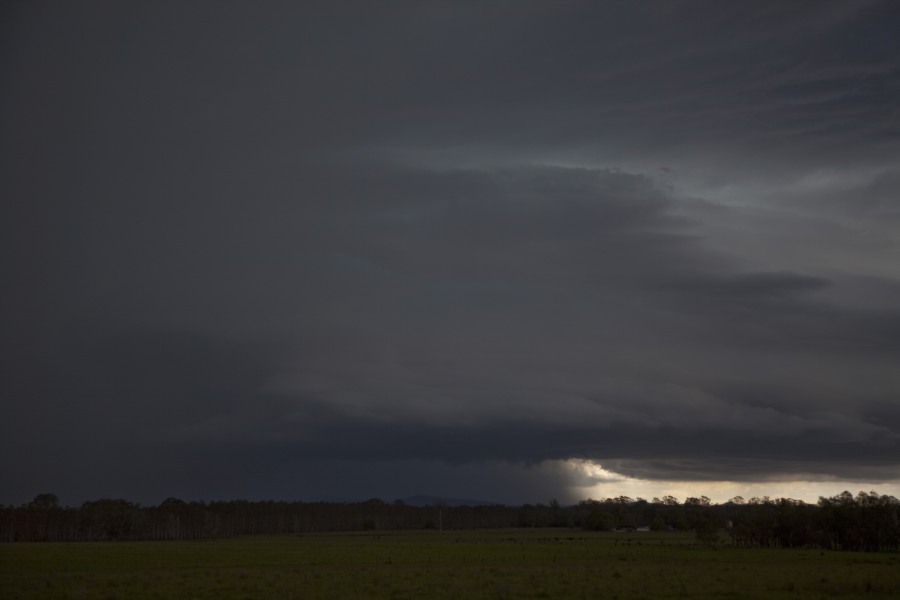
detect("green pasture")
[1,529,898,599]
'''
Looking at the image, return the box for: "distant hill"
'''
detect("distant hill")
[401,495,500,507]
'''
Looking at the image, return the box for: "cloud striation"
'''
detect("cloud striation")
[1,0,898,505]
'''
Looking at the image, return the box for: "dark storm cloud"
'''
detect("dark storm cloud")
[659,271,832,301]
[360,1,900,168]
[6,164,896,502]
[2,1,899,505]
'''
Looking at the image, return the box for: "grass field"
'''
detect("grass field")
[2,529,898,599]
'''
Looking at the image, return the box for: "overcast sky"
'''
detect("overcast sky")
[2,0,899,507]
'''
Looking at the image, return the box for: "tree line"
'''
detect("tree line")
[577,491,899,552]
[1,491,897,552]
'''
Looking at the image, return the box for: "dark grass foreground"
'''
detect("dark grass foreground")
[2,530,899,599]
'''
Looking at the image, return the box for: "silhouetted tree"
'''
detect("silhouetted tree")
[29,493,60,509]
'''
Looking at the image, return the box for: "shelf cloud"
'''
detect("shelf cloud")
[2,0,898,505]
